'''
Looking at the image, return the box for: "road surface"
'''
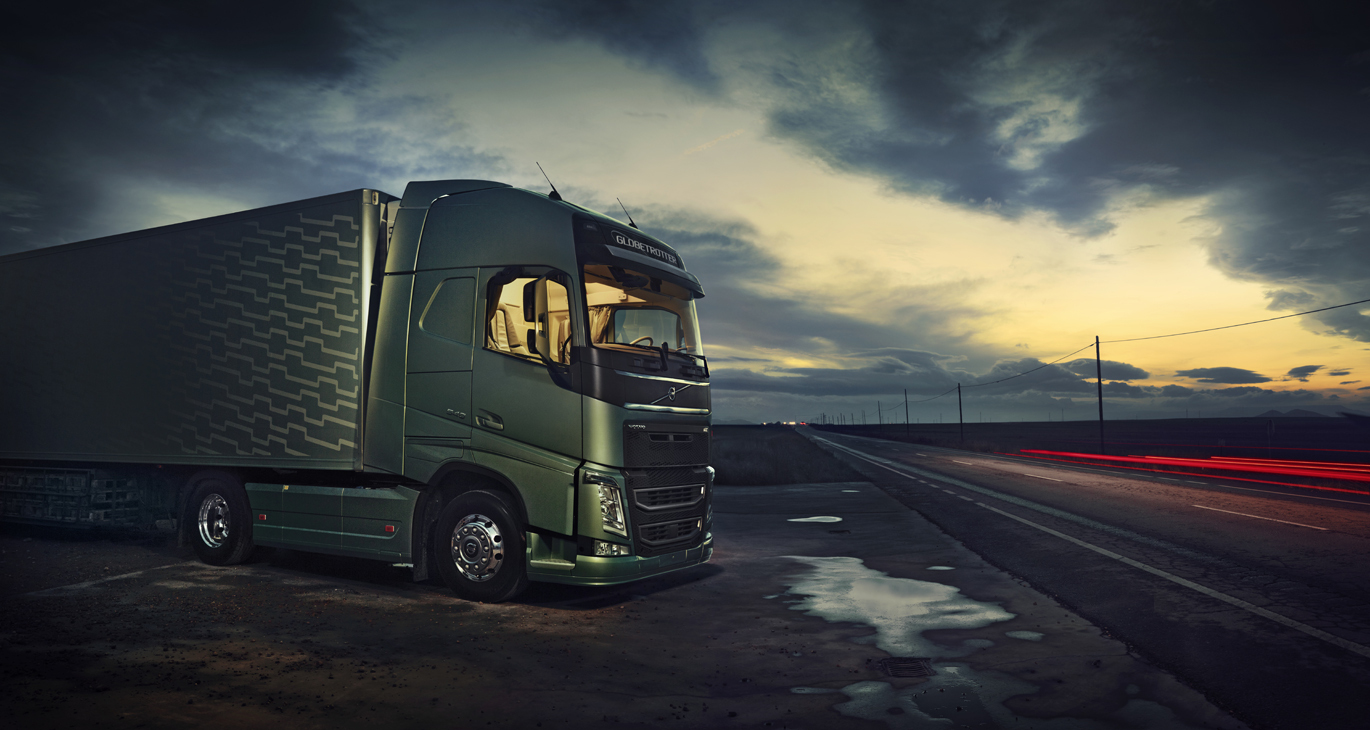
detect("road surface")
[805,427,1370,729]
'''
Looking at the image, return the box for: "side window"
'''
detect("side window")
[418,277,475,344]
[484,269,573,365]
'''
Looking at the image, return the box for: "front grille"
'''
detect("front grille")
[626,467,704,488]
[633,484,703,511]
[626,464,711,558]
[624,423,710,467]
[639,518,701,547]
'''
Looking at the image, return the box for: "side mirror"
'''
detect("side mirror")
[533,276,552,365]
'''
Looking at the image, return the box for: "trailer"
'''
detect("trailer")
[0,180,713,602]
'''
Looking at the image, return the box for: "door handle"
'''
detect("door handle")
[476,411,504,431]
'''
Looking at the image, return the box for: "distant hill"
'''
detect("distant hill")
[1255,409,1329,418]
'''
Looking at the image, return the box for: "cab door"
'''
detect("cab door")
[471,266,581,460]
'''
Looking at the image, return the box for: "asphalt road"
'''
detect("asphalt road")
[1,470,1249,729]
[804,427,1370,730]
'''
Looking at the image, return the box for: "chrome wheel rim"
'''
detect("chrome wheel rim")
[451,513,504,583]
[197,493,230,549]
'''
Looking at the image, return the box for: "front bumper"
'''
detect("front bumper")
[527,534,713,586]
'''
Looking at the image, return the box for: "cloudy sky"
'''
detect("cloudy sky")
[5,1,1369,423]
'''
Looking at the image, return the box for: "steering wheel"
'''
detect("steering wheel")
[629,336,654,346]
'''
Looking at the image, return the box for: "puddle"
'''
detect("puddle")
[794,667,1207,729]
[926,566,955,571]
[780,556,1012,658]
[788,516,843,523]
[781,557,1210,729]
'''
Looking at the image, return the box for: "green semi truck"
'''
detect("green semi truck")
[0,180,712,602]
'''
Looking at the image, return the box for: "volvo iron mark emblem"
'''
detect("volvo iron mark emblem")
[650,382,693,406]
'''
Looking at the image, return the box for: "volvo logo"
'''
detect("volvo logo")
[649,382,695,406]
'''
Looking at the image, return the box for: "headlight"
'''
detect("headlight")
[586,472,627,536]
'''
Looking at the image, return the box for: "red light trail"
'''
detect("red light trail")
[1010,450,1370,496]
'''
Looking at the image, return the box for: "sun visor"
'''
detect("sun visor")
[573,215,704,297]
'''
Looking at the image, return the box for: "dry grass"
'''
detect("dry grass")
[711,426,864,486]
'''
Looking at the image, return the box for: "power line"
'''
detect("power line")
[906,385,958,404]
[962,341,1096,389]
[1102,297,1370,344]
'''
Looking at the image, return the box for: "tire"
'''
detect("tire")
[434,490,528,603]
[186,476,254,566]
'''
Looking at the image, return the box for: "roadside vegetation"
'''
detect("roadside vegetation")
[711,426,864,486]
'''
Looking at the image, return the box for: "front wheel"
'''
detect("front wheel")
[434,490,528,603]
[186,476,254,566]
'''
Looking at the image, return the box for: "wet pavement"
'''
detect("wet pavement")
[1,480,1247,729]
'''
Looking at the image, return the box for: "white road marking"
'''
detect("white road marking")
[811,435,1370,661]
[1185,481,1207,485]
[1191,505,1328,531]
[953,460,974,465]
[23,563,183,597]
[1205,484,1370,507]
[916,453,929,457]
[958,496,975,502]
[975,501,1369,658]
[1024,474,1064,482]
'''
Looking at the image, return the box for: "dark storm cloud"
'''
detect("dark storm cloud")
[1285,365,1323,381]
[529,0,1370,340]
[1063,359,1149,381]
[0,1,496,254]
[513,1,720,91]
[1174,367,1272,384]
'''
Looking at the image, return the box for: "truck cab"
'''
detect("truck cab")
[365,180,712,600]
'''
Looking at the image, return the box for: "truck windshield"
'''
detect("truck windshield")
[584,264,704,356]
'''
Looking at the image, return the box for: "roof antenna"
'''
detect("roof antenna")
[617,198,639,229]
[537,162,562,201]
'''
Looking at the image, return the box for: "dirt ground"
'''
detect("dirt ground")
[1,475,1247,730]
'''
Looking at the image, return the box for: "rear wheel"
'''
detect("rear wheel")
[434,490,528,602]
[186,476,254,566]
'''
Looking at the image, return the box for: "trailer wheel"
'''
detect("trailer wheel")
[434,490,528,602]
[187,477,254,566]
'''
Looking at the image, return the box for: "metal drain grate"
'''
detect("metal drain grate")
[876,657,935,678]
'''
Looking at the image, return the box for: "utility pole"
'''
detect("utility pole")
[904,389,910,439]
[957,383,964,442]
[1095,335,1105,454]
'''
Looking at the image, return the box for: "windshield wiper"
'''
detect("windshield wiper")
[661,344,709,377]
